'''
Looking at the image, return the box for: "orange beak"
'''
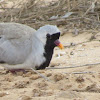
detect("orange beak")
[54,39,64,49]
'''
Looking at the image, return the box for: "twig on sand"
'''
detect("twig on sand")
[83,0,97,17]
[71,71,96,74]
[31,68,51,82]
[46,62,100,69]
[64,71,96,74]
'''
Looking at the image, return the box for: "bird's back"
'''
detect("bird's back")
[0,23,36,39]
[0,23,36,65]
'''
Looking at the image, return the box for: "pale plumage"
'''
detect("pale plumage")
[0,23,62,70]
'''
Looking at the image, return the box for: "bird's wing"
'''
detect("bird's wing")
[0,23,36,39]
[0,23,36,64]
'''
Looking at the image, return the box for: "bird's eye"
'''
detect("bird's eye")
[47,34,51,39]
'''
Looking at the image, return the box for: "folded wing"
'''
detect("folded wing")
[0,23,36,65]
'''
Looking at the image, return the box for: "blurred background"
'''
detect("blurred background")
[0,0,99,32]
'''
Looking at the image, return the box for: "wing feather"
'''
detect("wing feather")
[0,22,36,39]
[0,23,36,64]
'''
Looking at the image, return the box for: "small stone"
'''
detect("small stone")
[50,63,60,67]
[53,73,65,82]
[0,92,7,97]
[30,75,40,80]
[23,72,32,77]
[46,73,52,77]
[70,43,76,46]
[32,89,44,97]
[78,84,85,88]
[13,81,30,88]
[76,76,84,83]
[85,84,98,92]
[60,52,66,56]
[70,51,74,55]
[20,95,32,100]
[36,81,48,88]
[4,76,13,82]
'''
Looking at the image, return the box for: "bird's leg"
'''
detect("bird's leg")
[7,69,27,74]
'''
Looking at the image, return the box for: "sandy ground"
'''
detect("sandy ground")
[0,31,100,100]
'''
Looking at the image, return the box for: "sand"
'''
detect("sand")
[0,31,100,100]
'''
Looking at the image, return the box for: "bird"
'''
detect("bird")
[0,22,64,71]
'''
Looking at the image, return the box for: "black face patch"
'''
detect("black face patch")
[0,61,6,63]
[47,32,60,41]
[36,32,60,70]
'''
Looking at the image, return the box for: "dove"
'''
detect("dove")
[0,23,64,70]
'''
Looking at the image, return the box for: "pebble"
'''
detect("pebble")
[76,76,85,83]
[30,75,40,80]
[19,95,32,100]
[0,92,7,97]
[53,73,65,82]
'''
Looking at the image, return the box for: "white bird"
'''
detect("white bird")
[0,23,64,70]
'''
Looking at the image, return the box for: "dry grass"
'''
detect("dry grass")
[0,0,100,30]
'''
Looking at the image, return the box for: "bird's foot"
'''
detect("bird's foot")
[7,69,27,74]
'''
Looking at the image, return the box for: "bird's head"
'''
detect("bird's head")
[36,25,64,49]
